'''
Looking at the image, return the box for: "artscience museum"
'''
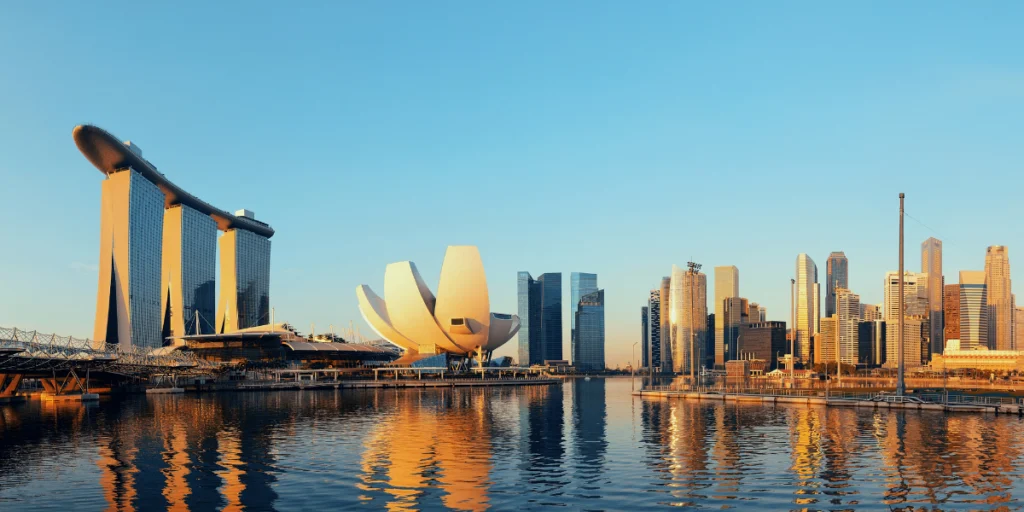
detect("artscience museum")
[356,246,519,364]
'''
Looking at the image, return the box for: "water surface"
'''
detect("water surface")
[2,378,1024,510]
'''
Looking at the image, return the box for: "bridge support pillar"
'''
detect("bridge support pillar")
[40,368,90,397]
[0,374,22,398]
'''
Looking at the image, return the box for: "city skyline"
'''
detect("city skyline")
[2,4,1024,368]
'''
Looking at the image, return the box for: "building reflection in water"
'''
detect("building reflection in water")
[358,389,495,511]
[570,378,607,498]
[520,383,567,491]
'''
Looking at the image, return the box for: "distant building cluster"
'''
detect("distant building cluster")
[74,125,273,351]
[639,237,1022,374]
[518,272,606,371]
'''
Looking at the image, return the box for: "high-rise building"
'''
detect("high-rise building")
[943,284,960,347]
[160,204,217,339]
[921,238,944,357]
[858,320,885,367]
[959,270,989,351]
[216,227,272,332]
[884,271,927,368]
[714,266,739,368]
[817,316,837,367]
[737,321,786,370]
[1016,306,1024,352]
[705,313,716,369]
[985,246,1012,350]
[641,306,649,369]
[748,302,766,322]
[722,297,745,362]
[570,272,598,364]
[659,277,671,372]
[94,168,166,350]
[795,254,819,366]
[825,252,849,318]
[647,289,662,370]
[860,303,882,322]
[574,290,605,371]
[836,288,860,365]
[669,265,707,374]
[517,272,562,365]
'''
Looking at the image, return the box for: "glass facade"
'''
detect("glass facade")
[669,265,707,374]
[575,290,605,371]
[713,266,739,368]
[795,254,818,366]
[570,273,597,365]
[233,230,272,329]
[647,289,661,370]
[517,272,561,365]
[960,271,989,351]
[825,252,848,318]
[921,238,944,356]
[179,205,217,335]
[985,246,1012,350]
[127,170,165,349]
[640,306,649,368]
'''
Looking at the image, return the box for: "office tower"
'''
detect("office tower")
[825,252,849,317]
[160,204,217,340]
[959,270,988,351]
[818,316,837,367]
[795,254,819,366]
[571,272,598,365]
[705,313,716,369]
[94,168,166,350]
[1016,306,1024,352]
[641,306,649,369]
[884,271,927,368]
[749,302,766,322]
[714,266,739,367]
[836,288,860,365]
[985,246,1012,350]
[517,272,563,365]
[647,290,662,370]
[921,238,944,356]
[723,297,747,361]
[858,320,885,367]
[659,277,671,372]
[943,284,960,347]
[860,304,881,322]
[737,321,786,370]
[575,290,605,371]
[669,265,707,374]
[216,227,272,333]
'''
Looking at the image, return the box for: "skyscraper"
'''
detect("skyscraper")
[723,297,746,361]
[884,271,927,368]
[795,254,819,366]
[571,273,598,366]
[670,265,707,374]
[94,168,166,350]
[647,289,662,370]
[216,226,272,332]
[575,290,605,371]
[737,321,786,369]
[985,246,1012,350]
[959,270,988,351]
[921,238,944,357]
[860,304,881,322]
[517,272,562,365]
[817,316,837,367]
[640,306,649,369]
[943,284,960,348]
[825,252,849,318]
[836,288,860,365]
[713,266,739,368]
[659,277,671,372]
[160,204,217,340]
[1016,306,1024,352]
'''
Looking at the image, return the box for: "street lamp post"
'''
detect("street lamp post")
[632,341,638,391]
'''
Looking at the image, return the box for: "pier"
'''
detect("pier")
[635,386,1024,415]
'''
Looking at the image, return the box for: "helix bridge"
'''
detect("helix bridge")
[0,326,220,398]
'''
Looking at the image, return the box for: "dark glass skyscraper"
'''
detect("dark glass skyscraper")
[571,273,598,364]
[641,306,649,368]
[575,290,605,371]
[826,251,849,318]
[518,272,563,365]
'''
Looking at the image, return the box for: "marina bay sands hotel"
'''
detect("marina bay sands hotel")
[73,125,273,350]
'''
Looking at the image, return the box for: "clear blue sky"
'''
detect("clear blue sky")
[1,2,1022,367]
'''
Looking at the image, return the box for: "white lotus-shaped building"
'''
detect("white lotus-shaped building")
[356,246,520,360]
